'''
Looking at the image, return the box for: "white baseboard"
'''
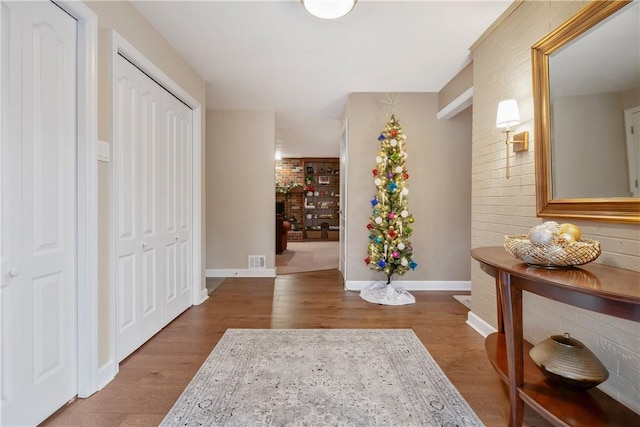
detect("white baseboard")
[466,310,498,338]
[344,280,471,292]
[206,268,276,278]
[96,360,117,392]
[196,288,209,305]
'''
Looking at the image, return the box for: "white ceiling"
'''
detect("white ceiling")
[131,0,512,158]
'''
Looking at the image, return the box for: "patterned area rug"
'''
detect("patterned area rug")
[160,329,484,426]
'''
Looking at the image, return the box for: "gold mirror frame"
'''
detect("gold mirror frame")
[532,0,640,223]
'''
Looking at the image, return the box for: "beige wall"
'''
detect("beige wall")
[471,0,640,412]
[206,110,276,270]
[85,1,207,367]
[438,62,473,110]
[553,92,629,198]
[344,93,472,283]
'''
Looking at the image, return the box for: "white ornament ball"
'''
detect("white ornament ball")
[397,243,405,250]
[376,156,382,164]
[390,139,397,147]
[402,188,409,196]
[395,166,403,173]
[375,217,383,224]
[401,135,407,140]
[401,210,408,218]
[374,178,382,186]
[401,258,408,266]
[403,152,408,159]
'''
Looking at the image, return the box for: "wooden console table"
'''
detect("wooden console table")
[471,246,640,427]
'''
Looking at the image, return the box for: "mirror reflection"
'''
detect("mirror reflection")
[548,1,639,199]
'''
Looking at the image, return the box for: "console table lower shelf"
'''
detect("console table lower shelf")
[486,332,639,426]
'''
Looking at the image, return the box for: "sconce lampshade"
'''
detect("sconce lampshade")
[496,99,520,128]
[302,0,356,19]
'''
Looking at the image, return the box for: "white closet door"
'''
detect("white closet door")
[1,1,78,424]
[115,54,191,361]
[161,92,192,324]
[115,56,162,361]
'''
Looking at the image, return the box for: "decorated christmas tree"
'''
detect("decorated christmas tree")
[364,115,417,286]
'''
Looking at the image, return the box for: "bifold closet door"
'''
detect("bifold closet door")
[114,55,192,362]
[115,56,163,361]
[161,91,193,324]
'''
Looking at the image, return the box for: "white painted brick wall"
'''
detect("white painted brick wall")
[470,0,640,414]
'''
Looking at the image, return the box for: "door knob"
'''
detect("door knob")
[175,235,179,240]
[142,241,147,247]
[9,267,20,278]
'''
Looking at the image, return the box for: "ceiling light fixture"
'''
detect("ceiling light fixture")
[302,0,356,19]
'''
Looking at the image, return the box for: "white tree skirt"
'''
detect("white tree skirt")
[360,281,416,305]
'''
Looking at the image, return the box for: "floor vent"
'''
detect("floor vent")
[248,255,266,269]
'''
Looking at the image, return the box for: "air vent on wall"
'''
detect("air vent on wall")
[248,255,266,269]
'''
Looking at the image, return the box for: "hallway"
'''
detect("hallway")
[276,240,339,274]
[41,270,550,426]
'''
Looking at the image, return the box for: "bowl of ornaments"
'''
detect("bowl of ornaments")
[504,221,601,267]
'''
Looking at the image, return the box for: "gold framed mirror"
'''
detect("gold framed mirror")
[532,0,640,223]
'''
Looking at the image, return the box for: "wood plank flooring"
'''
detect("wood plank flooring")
[42,270,551,426]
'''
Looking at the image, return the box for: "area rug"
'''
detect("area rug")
[160,329,484,426]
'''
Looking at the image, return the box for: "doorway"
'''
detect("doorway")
[275,157,340,274]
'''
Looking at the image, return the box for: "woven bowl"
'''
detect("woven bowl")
[504,234,601,267]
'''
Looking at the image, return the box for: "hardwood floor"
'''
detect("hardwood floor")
[42,270,551,426]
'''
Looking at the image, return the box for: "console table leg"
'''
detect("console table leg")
[495,274,505,333]
[500,272,524,427]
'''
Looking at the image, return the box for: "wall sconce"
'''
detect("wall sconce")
[496,99,529,179]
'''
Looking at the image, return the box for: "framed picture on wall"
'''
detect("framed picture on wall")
[318,176,330,185]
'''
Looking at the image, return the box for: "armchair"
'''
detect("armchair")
[276,214,291,254]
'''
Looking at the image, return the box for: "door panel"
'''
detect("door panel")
[161,92,192,323]
[1,1,77,425]
[115,64,140,360]
[115,56,163,361]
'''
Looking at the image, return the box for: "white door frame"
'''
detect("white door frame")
[52,0,99,398]
[624,106,640,197]
[339,119,349,283]
[107,30,204,380]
